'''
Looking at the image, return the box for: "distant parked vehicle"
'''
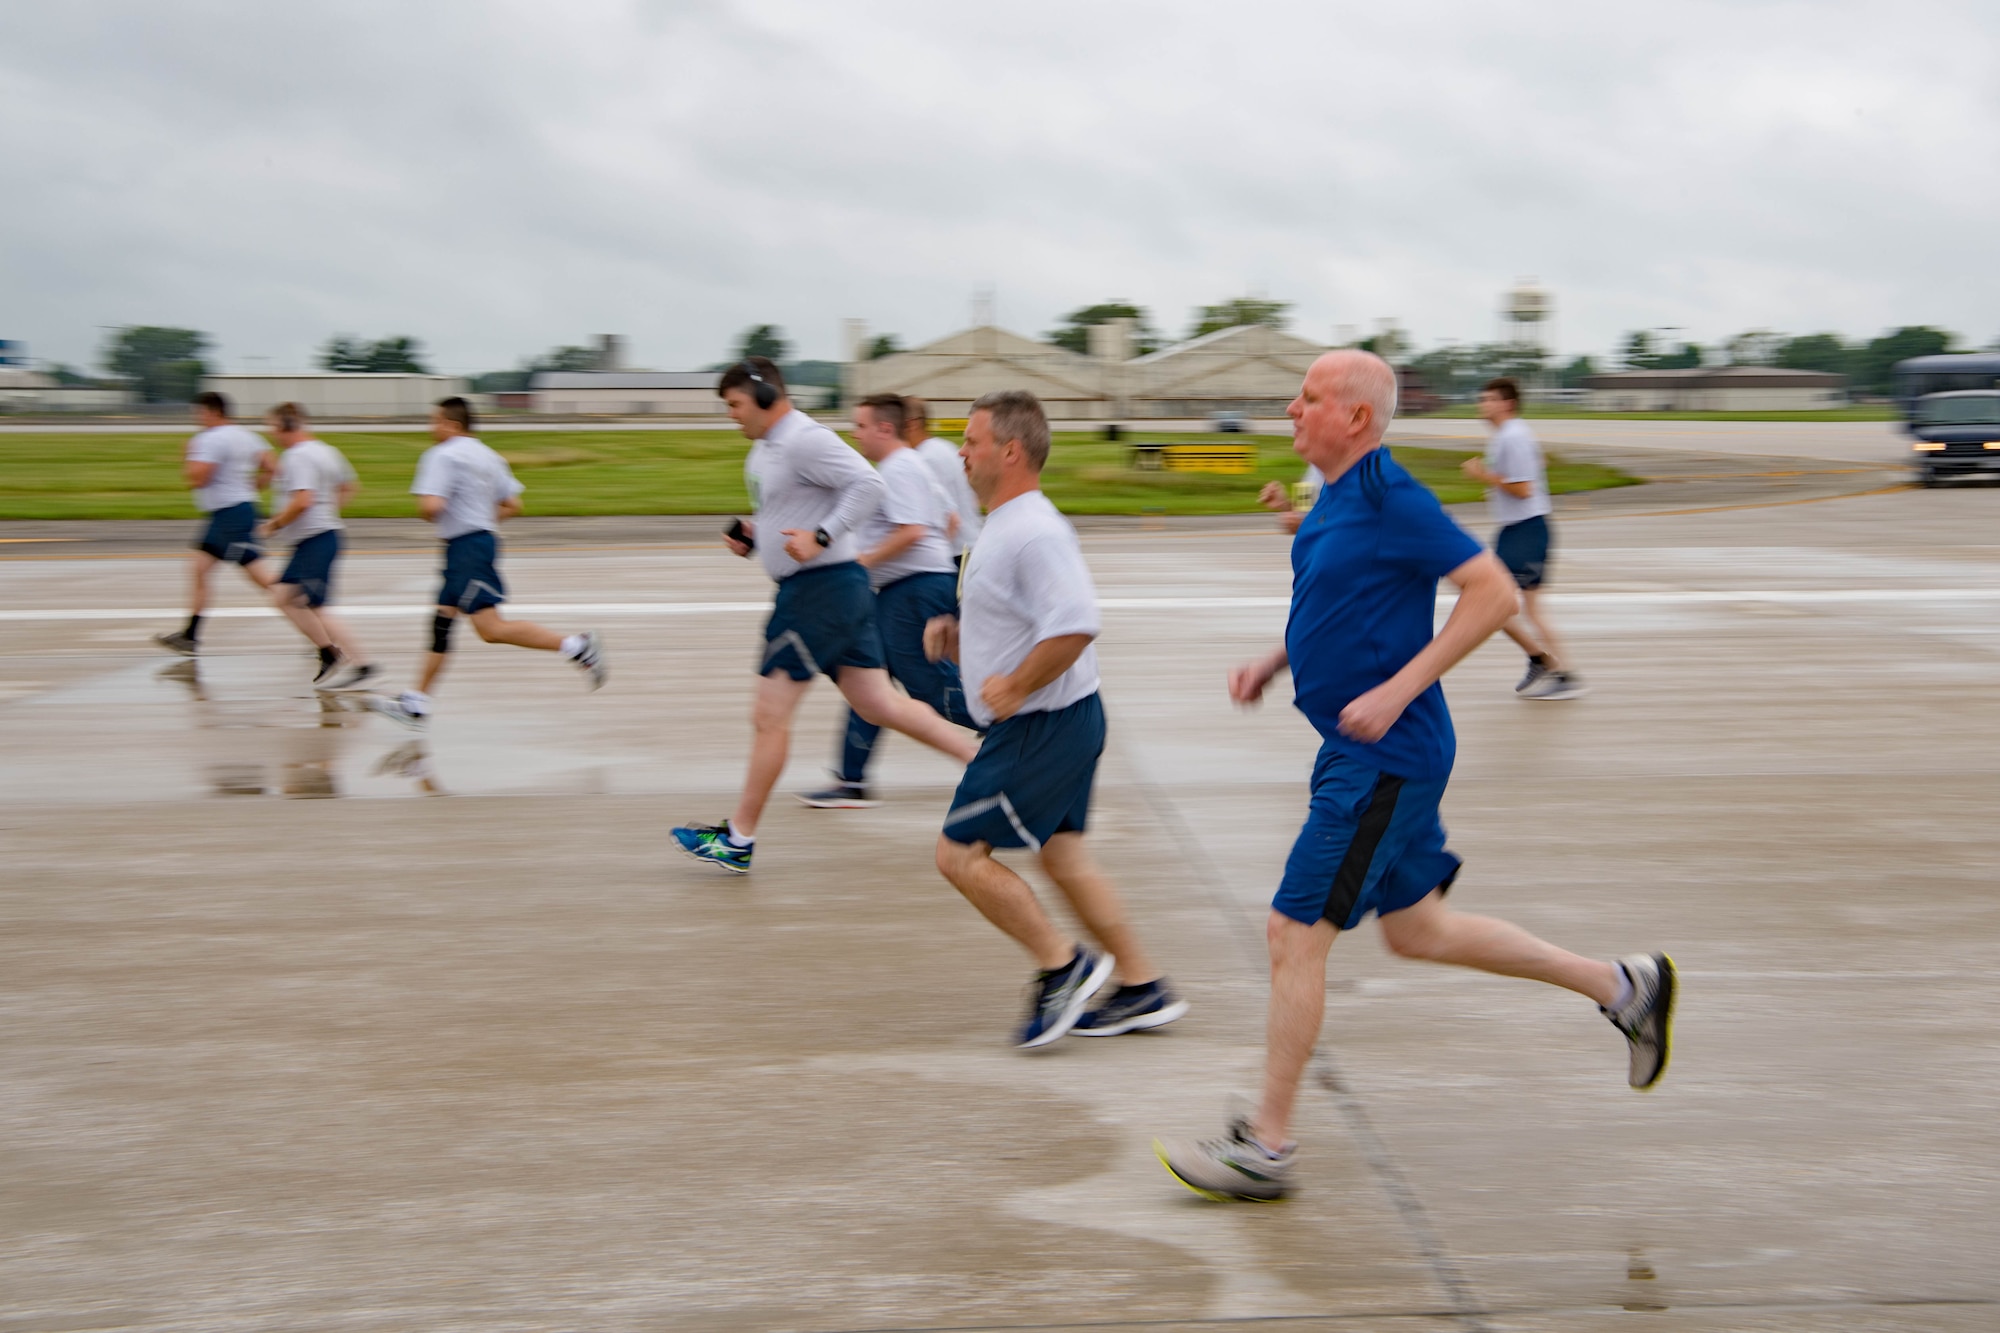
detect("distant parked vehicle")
[1895,354,2000,486]
[1208,411,1250,433]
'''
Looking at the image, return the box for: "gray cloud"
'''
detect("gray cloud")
[4,0,1995,373]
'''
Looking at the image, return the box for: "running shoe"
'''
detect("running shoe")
[367,693,430,732]
[796,780,880,809]
[1154,1118,1296,1202]
[671,821,753,875]
[1515,658,1551,694]
[1073,979,1190,1036]
[1604,952,1677,1090]
[321,662,378,691]
[313,649,345,685]
[569,630,607,690]
[1523,670,1589,701]
[153,631,198,657]
[1017,947,1115,1049]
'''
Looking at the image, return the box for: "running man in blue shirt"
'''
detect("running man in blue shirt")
[1156,351,1674,1201]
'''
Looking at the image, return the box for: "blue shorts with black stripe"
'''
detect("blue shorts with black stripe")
[942,692,1103,851]
[1272,742,1462,929]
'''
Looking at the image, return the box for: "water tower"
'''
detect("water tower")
[1501,278,1553,354]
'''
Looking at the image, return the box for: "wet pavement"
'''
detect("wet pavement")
[4,477,2000,1331]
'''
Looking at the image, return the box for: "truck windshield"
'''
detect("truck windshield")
[1915,395,2000,427]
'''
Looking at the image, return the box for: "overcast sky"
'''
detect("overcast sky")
[4,0,1996,374]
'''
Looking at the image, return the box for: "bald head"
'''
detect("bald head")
[1289,349,1398,474]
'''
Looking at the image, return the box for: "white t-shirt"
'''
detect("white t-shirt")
[958,489,1101,729]
[273,439,357,540]
[916,435,983,553]
[188,424,270,513]
[411,434,525,539]
[859,447,957,589]
[1485,418,1552,526]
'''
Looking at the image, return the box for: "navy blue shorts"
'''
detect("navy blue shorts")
[1272,743,1462,929]
[761,561,884,681]
[195,502,263,565]
[438,530,506,613]
[943,693,1104,851]
[278,530,341,608]
[1495,514,1551,591]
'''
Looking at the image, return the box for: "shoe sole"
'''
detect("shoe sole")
[1634,953,1677,1091]
[319,671,378,692]
[794,794,882,809]
[153,640,196,657]
[1019,951,1116,1049]
[670,837,751,876]
[1152,1142,1287,1203]
[1071,997,1190,1037]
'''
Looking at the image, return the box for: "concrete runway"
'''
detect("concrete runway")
[4,479,2000,1330]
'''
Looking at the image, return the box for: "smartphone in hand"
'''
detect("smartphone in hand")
[726,518,754,553]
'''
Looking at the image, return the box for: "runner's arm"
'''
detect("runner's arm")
[1229,644,1290,705]
[263,488,313,535]
[860,522,926,569]
[1336,551,1516,742]
[980,633,1094,721]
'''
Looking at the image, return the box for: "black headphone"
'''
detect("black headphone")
[737,360,778,410]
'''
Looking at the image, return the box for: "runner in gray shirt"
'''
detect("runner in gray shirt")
[255,402,375,689]
[671,360,978,874]
[1461,377,1584,699]
[902,395,982,557]
[798,394,975,809]
[153,391,278,657]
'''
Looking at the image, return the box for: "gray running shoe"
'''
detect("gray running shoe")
[313,649,344,685]
[1604,953,1676,1089]
[1017,947,1115,1048]
[796,780,879,809]
[1154,1118,1296,1202]
[321,662,378,691]
[1515,658,1551,694]
[1523,669,1588,701]
[569,630,607,690]
[367,693,430,732]
[153,630,198,657]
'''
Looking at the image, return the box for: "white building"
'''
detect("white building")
[530,371,723,417]
[202,373,468,420]
[1583,367,1846,412]
[846,321,1330,420]
[0,367,131,412]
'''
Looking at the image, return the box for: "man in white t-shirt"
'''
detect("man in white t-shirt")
[255,402,375,690]
[1460,377,1584,700]
[369,397,604,731]
[798,393,977,808]
[153,391,278,656]
[924,389,1186,1048]
[901,395,982,559]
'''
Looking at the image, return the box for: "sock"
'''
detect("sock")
[1606,963,1634,1013]
[560,634,585,659]
[184,615,203,641]
[318,646,340,669]
[725,819,754,848]
[402,690,431,716]
[1529,653,1551,667]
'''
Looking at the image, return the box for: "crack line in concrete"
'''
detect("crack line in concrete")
[1120,754,1492,1333]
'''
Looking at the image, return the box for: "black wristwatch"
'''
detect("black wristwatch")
[813,527,831,548]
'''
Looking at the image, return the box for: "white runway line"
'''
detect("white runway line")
[6,587,2000,622]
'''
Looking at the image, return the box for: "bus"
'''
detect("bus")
[1895,353,2000,486]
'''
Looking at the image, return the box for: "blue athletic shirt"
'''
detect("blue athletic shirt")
[1286,447,1485,780]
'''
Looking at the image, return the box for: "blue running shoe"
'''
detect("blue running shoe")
[671,821,752,875]
[1017,947,1115,1049]
[1074,979,1190,1036]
